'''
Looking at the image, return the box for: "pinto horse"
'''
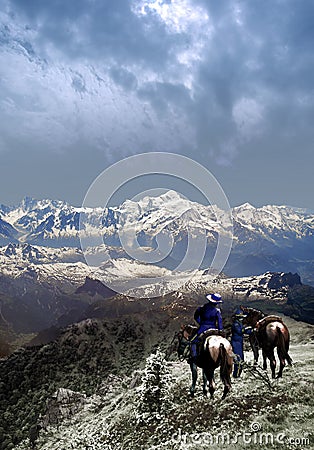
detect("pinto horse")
[241,307,292,378]
[177,325,233,399]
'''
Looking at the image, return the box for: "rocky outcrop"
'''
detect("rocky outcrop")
[41,388,87,427]
[75,276,117,298]
[267,272,302,290]
[286,285,314,324]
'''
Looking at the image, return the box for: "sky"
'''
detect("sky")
[0,0,313,209]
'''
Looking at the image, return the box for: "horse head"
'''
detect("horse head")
[176,324,197,358]
[241,306,265,327]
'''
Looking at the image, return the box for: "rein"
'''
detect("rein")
[165,331,191,361]
[179,340,192,362]
[166,330,193,362]
[232,354,273,390]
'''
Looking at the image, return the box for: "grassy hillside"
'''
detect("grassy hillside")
[0,312,175,449]
[0,310,313,449]
[12,315,314,450]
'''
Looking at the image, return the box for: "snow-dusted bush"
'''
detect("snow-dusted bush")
[137,349,174,422]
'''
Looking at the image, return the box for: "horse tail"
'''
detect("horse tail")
[219,343,231,386]
[277,326,293,366]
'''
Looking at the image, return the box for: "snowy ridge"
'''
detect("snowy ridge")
[0,243,301,301]
[1,197,108,245]
[0,193,313,246]
[0,242,83,264]
[233,203,314,238]
[0,258,90,291]
[0,192,313,284]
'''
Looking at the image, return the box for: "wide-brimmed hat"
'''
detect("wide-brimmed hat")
[206,293,223,303]
[234,307,247,318]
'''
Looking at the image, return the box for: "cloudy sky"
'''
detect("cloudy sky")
[0,0,313,208]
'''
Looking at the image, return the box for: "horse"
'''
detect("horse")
[241,306,293,379]
[176,324,233,399]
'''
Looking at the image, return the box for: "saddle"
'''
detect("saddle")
[256,315,283,332]
[199,328,226,339]
[190,329,225,359]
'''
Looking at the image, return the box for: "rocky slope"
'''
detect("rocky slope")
[78,269,313,325]
[0,249,313,351]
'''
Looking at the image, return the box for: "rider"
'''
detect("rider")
[231,307,253,378]
[190,293,224,360]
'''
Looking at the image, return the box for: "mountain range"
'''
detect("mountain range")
[0,191,313,354]
[0,195,313,449]
[0,192,313,284]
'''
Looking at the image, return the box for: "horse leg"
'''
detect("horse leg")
[219,344,232,400]
[222,383,231,400]
[276,355,285,378]
[202,370,208,396]
[249,334,259,365]
[204,368,215,399]
[276,326,292,377]
[276,346,285,378]
[262,349,267,370]
[268,350,276,379]
[221,363,232,400]
[189,362,198,397]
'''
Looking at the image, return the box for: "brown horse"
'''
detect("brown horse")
[241,307,292,378]
[177,325,233,399]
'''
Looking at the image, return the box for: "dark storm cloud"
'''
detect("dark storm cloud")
[188,0,314,162]
[9,0,181,70]
[0,0,313,207]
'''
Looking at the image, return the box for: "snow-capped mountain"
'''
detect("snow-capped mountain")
[0,192,313,284]
[1,193,312,246]
[0,192,227,249]
[226,202,314,285]
[1,196,108,247]
[0,216,19,245]
[232,202,314,245]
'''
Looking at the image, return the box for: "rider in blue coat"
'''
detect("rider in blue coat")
[231,307,252,378]
[191,293,224,359]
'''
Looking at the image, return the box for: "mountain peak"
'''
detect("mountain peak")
[235,202,256,209]
[159,190,186,201]
[135,190,186,206]
[20,196,37,212]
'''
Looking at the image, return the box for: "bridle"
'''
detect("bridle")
[166,328,192,362]
[178,332,192,361]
